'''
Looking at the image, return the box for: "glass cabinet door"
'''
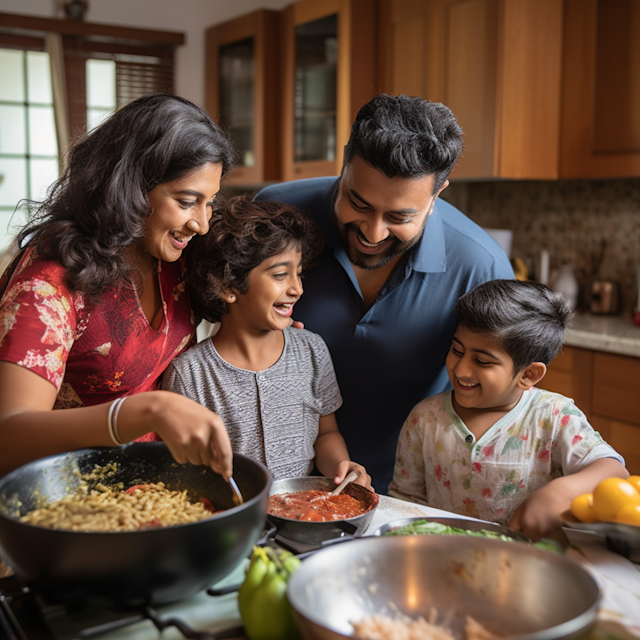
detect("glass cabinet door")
[219,38,255,169]
[206,9,280,185]
[294,14,337,163]
[282,0,376,181]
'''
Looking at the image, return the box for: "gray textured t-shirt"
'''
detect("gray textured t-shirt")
[161,327,343,480]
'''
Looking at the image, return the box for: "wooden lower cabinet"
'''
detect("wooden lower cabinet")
[590,416,640,478]
[541,345,640,475]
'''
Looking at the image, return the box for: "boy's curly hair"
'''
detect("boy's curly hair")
[186,196,324,323]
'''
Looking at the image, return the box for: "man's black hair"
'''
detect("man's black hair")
[455,280,573,373]
[343,94,463,193]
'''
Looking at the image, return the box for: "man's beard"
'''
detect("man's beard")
[331,207,428,270]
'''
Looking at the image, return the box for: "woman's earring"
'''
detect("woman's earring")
[229,294,236,302]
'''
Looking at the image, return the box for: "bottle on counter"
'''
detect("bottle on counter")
[552,264,579,311]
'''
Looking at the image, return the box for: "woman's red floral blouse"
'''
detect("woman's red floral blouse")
[0,247,196,418]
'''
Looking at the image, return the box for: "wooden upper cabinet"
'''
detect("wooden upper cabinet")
[205,10,281,186]
[560,0,640,178]
[281,0,377,181]
[378,0,564,179]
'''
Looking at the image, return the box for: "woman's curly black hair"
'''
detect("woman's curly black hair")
[17,93,236,301]
[187,196,324,323]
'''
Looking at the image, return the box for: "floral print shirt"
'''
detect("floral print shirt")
[0,247,196,412]
[390,388,624,524]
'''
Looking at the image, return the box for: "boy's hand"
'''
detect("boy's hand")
[288,318,304,329]
[333,460,373,492]
[508,459,629,541]
[507,482,571,541]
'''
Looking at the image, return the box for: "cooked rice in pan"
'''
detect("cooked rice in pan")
[20,482,218,532]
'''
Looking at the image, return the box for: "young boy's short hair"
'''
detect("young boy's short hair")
[186,196,324,323]
[455,280,573,373]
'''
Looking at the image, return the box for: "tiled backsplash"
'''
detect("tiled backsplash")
[442,178,640,314]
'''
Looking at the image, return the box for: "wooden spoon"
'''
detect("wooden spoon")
[331,470,360,496]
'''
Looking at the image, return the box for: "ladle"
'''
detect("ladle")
[330,470,360,496]
[228,476,244,506]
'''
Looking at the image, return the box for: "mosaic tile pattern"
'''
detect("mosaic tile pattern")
[442,178,640,314]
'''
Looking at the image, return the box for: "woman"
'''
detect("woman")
[0,93,235,480]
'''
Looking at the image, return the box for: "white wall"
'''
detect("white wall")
[0,0,291,107]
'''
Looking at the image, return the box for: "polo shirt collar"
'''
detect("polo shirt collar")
[408,203,446,273]
[320,179,342,249]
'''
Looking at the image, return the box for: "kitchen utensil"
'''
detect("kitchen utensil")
[268,477,378,545]
[288,536,600,640]
[552,264,579,311]
[0,443,272,609]
[590,279,619,314]
[330,470,359,496]
[562,518,640,563]
[228,476,244,505]
[373,515,530,542]
[483,228,513,259]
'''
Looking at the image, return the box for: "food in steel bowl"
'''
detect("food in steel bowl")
[375,516,530,543]
[268,489,370,522]
[352,611,497,640]
[287,536,600,640]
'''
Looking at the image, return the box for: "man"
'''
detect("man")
[255,95,513,492]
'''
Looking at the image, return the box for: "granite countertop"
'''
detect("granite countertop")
[565,313,640,358]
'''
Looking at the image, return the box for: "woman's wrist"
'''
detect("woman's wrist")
[112,390,169,444]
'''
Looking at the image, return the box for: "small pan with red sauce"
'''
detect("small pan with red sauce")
[268,477,379,545]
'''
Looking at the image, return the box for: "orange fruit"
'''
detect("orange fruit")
[627,475,640,494]
[616,504,640,527]
[571,493,598,523]
[592,477,640,522]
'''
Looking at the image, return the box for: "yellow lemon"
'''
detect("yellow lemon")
[570,493,598,523]
[616,503,640,527]
[592,477,640,522]
[626,475,640,495]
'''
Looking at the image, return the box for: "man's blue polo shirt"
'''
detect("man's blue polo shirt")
[255,177,514,492]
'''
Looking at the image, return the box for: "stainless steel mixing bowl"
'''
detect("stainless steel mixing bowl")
[288,536,600,640]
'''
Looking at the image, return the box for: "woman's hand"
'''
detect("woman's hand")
[0,364,234,480]
[333,460,373,492]
[118,391,234,481]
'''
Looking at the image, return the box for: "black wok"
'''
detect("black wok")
[0,443,271,609]
[268,477,378,545]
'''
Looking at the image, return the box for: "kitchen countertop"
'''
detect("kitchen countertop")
[565,313,640,358]
[92,495,640,640]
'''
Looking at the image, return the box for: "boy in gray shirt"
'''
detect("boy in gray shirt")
[162,197,371,488]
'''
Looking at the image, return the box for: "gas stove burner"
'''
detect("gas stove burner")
[0,572,245,640]
[82,607,244,639]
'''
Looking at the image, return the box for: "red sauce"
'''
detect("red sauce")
[268,490,370,521]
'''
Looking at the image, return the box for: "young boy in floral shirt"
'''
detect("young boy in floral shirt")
[390,280,628,541]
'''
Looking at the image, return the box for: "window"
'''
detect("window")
[0,47,59,251]
[86,58,116,131]
[0,13,182,254]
